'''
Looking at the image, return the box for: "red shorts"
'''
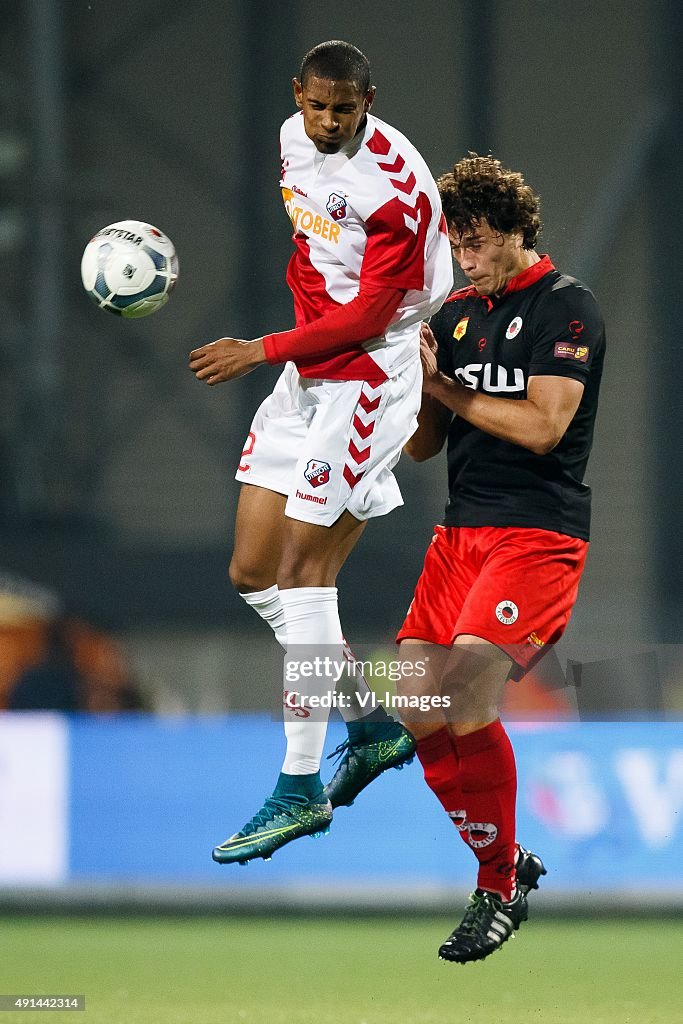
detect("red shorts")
[397,526,589,670]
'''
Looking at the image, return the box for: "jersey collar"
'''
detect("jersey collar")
[474,254,554,312]
[501,254,555,295]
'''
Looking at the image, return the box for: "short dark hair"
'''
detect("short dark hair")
[438,153,542,249]
[300,40,371,94]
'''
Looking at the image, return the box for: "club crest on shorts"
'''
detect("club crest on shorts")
[495,600,519,625]
[304,459,331,488]
[326,193,347,221]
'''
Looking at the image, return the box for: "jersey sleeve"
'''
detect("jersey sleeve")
[360,193,432,291]
[261,284,405,365]
[528,282,605,382]
[429,304,455,377]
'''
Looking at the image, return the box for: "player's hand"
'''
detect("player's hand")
[188,338,266,385]
[419,322,440,392]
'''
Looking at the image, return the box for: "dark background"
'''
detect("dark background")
[1,1,680,678]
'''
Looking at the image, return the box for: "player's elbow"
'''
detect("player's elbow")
[526,423,565,456]
[404,435,441,462]
[405,444,430,462]
[527,440,554,456]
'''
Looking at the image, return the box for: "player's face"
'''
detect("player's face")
[449,220,526,296]
[293,76,375,154]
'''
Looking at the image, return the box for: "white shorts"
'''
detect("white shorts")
[235,361,422,526]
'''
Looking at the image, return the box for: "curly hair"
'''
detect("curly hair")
[437,154,542,249]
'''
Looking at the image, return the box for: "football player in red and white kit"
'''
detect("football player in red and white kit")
[394,155,605,963]
[189,41,452,864]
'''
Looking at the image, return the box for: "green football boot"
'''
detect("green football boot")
[212,775,333,865]
[323,722,416,808]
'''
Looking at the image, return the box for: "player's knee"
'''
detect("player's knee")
[228,554,273,594]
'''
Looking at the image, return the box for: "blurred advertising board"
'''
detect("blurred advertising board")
[0,715,681,890]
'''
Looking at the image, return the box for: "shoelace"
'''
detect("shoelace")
[458,891,498,935]
[240,794,311,836]
[326,739,360,764]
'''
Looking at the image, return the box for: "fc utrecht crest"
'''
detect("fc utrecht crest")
[326,193,347,221]
[304,460,331,488]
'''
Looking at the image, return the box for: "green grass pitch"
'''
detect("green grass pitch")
[2,915,680,1024]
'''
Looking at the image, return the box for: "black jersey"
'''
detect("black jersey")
[431,255,605,540]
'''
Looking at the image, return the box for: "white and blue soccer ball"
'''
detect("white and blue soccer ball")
[80,219,178,318]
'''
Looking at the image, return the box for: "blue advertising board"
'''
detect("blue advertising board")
[60,716,683,890]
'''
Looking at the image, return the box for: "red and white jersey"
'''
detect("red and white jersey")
[280,111,453,380]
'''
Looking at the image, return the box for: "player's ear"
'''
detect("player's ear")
[293,78,303,108]
[364,85,376,112]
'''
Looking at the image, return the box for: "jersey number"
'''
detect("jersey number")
[239,431,256,472]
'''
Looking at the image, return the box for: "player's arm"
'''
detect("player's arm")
[188,282,405,385]
[404,393,452,462]
[188,192,432,384]
[404,328,452,461]
[420,323,583,455]
[257,194,422,368]
[260,282,406,364]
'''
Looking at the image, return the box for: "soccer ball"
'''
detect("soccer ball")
[80,219,178,318]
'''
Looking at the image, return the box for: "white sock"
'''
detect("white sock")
[279,587,342,775]
[239,585,288,648]
[337,640,382,722]
[240,585,377,724]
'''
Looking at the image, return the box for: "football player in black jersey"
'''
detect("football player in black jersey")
[395,155,605,963]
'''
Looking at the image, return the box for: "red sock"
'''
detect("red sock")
[451,720,517,900]
[415,727,462,815]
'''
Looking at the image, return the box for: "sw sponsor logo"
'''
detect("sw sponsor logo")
[282,188,341,243]
[454,363,525,393]
[326,192,347,221]
[527,631,545,649]
[554,342,589,362]
[304,460,331,488]
[453,317,469,341]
